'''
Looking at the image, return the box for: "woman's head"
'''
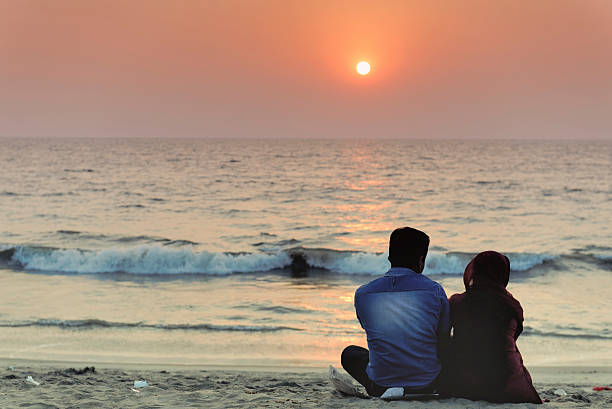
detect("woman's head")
[464,251,510,290]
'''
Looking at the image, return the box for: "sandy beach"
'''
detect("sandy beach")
[1,360,610,408]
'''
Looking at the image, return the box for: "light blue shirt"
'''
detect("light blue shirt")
[355,267,450,388]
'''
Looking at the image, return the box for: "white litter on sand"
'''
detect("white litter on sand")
[25,376,40,386]
[133,380,149,388]
[327,366,368,398]
[380,387,404,400]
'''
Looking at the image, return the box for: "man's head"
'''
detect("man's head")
[388,227,430,273]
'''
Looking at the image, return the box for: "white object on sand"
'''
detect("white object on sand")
[328,365,368,398]
[380,387,404,400]
[25,376,40,386]
[554,388,567,396]
[133,380,149,388]
[381,388,441,401]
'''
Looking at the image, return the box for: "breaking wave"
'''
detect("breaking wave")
[0,244,560,276]
[3,245,291,275]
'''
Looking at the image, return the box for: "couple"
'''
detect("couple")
[341,227,541,404]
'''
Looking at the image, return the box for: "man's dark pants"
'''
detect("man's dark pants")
[341,345,387,397]
[341,345,439,397]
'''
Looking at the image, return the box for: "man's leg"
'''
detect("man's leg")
[341,345,387,397]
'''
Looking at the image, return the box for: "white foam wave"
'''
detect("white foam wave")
[304,251,472,275]
[425,252,557,274]
[305,251,390,275]
[304,250,556,275]
[11,245,291,275]
[507,252,557,271]
[7,245,557,276]
[302,250,469,275]
[424,252,472,275]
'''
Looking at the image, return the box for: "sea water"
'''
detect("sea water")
[0,138,610,366]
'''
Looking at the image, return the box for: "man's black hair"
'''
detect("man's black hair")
[388,227,430,268]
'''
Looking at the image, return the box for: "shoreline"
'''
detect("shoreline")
[3,356,611,375]
[1,359,610,408]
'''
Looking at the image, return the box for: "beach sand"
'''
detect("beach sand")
[1,361,610,408]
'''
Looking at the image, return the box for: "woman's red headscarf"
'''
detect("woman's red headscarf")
[463,251,524,333]
[464,251,510,290]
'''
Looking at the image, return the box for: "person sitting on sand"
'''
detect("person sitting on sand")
[341,227,450,397]
[442,251,542,404]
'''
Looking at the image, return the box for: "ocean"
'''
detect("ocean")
[0,138,610,367]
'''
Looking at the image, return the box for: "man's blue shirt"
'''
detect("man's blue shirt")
[354,267,450,388]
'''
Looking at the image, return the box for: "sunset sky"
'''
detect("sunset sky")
[1,0,611,139]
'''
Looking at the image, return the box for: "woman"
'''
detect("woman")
[443,251,541,404]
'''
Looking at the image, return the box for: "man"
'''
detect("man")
[341,227,450,397]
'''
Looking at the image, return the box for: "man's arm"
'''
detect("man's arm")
[354,289,365,329]
[436,287,451,362]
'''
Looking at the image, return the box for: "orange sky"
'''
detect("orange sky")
[1,0,611,139]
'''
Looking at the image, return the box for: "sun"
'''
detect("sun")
[356,61,371,76]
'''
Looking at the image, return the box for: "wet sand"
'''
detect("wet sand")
[1,360,610,408]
